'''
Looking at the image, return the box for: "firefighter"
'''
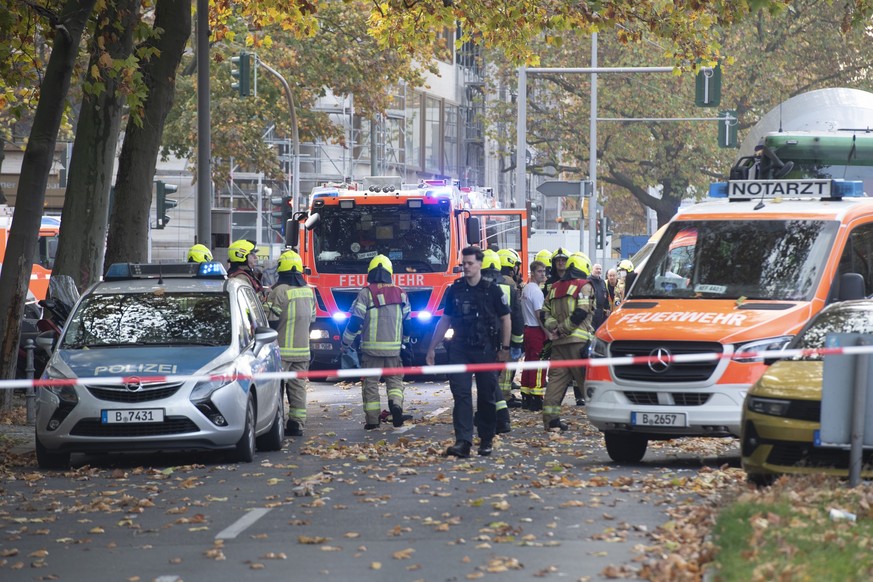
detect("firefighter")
[426,246,511,458]
[341,255,412,430]
[545,247,570,295]
[187,243,213,263]
[481,250,513,434]
[227,239,265,296]
[496,248,525,408]
[264,249,315,436]
[615,259,635,307]
[521,259,549,411]
[541,253,595,431]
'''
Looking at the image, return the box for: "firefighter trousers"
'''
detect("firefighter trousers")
[542,342,587,430]
[521,326,547,397]
[360,354,404,426]
[284,360,309,428]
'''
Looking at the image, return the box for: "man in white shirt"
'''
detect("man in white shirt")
[520,260,552,411]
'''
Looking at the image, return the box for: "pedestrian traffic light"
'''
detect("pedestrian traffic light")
[231,51,251,97]
[718,110,738,148]
[695,64,721,107]
[156,181,178,229]
[270,192,293,234]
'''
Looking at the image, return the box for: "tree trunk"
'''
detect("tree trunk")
[53,0,140,291]
[0,0,97,382]
[604,170,683,228]
[0,138,7,205]
[104,0,191,265]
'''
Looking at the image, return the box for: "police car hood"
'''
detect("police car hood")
[601,299,815,344]
[53,346,230,379]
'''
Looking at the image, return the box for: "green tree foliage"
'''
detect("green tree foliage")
[484,0,873,231]
[160,0,430,186]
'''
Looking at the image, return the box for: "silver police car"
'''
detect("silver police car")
[35,262,285,469]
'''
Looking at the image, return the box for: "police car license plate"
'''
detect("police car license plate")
[631,411,686,427]
[102,409,165,424]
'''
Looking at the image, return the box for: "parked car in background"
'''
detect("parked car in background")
[742,300,873,484]
[35,262,284,469]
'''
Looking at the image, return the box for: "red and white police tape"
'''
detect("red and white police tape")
[0,344,868,391]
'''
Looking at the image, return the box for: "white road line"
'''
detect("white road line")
[215,507,272,540]
[428,406,450,418]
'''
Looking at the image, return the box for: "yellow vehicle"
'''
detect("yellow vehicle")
[742,300,873,485]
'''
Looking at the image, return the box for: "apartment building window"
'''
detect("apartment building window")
[444,105,458,178]
[406,92,421,171]
[424,96,441,173]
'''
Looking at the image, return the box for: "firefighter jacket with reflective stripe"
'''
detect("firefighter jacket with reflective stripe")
[500,275,525,347]
[543,278,594,345]
[342,284,411,357]
[265,284,316,362]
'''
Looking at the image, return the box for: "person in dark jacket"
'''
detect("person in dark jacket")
[589,263,610,330]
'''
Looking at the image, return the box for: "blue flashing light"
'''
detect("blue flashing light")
[832,180,864,198]
[198,261,227,277]
[312,190,339,198]
[105,263,132,280]
[709,183,728,198]
[416,310,433,323]
[331,312,348,323]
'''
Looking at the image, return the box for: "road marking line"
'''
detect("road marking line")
[428,406,450,418]
[215,507,272,540]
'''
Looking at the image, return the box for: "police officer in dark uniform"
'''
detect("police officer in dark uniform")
[427,246,511,458]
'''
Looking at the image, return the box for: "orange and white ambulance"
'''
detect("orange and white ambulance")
[586,177,873,462]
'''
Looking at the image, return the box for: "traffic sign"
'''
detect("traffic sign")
[537,180,592,198]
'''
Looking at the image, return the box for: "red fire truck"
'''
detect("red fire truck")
[286,178,528,368]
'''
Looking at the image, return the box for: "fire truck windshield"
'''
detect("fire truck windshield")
[313,204,451,273]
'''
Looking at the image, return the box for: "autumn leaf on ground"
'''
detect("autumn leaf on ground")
[298,535,328,544]
[392,548,415,560]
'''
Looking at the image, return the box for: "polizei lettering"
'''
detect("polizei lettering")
[337,274,426,287]
[94,363,178,375]
[617,311,747,326]
[728,180,830,199]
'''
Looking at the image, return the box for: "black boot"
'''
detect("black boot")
[389,401,405,428]
[506,394,523,408]
[445,440,471,458]
[529,395,543,411]
[521,394,531,410]
[496,408,511,434]
[548,418,569,432]
[285,418,303,437]
[478,438,493,456]
[364,421,380,430]
[573,384,585,406]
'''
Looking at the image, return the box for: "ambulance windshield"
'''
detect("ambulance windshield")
[631,219,838,301]
[312,204,451,273]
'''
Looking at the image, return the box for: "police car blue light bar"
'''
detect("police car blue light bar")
[105,262,227,281]
[331,312,348,323]
[416,310,433,322]
[709,179,864,200]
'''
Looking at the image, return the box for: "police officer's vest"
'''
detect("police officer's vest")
[449,278,501,350]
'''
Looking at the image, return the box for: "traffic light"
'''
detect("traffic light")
[718,110,738,148]
[270,192,293,234]
[231,51,251,97]
[695,64,721,107]
[155,181,178,229]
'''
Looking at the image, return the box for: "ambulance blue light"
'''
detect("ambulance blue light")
[831,180,864,198]
[709,183,728,198]
[105,263,132,279]
[332,312,348,323]
[416,310,433,322]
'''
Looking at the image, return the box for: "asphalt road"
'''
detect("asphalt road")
[0,377,739,581]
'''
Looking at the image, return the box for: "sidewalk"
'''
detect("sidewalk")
[0,396,36,458]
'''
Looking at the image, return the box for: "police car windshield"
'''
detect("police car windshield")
[312,205,450,273]
[61,292,232,348]
[631,219,838,301]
